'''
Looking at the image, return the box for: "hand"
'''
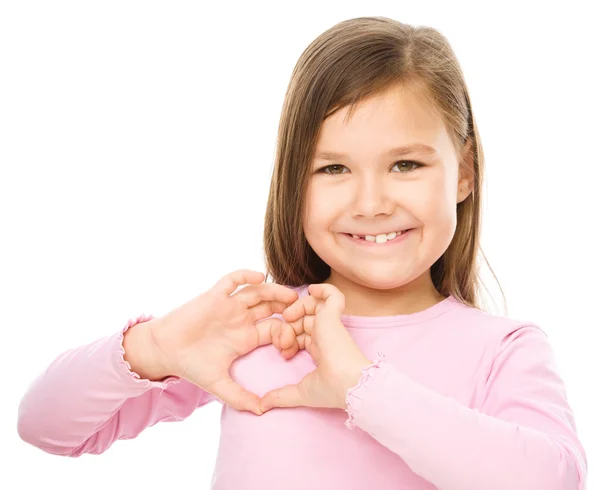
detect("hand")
[149,269,300,415]
[259,283,372,412]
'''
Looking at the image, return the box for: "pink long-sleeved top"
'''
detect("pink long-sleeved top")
[18,284,588,490]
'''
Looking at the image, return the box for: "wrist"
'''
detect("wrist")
[123,319,174,381]
[335,354,372,410]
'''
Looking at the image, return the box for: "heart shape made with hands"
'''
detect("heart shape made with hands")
[258,283,372,413]
[187,273,372,417]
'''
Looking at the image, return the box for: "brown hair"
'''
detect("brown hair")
[262,16,505,313]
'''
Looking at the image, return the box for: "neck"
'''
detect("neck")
[324,269,446,316]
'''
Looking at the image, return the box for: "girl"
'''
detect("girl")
[17,16,587,490]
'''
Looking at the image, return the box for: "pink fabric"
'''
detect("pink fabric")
[17,285,587,489]
[345,351,386,430]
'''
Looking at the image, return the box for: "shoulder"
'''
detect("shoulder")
[450,297,551,357]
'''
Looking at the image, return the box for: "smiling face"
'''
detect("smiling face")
[303,83,473,312]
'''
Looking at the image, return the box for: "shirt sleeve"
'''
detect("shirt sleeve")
[345,323,588,490]
[17,315,217,457]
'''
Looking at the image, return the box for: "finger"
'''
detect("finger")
[253,318,302,359]
[260,383,305,412]
[254,318,282,348]
[274,322,282,351]
[305,333,313,357]
[214,269,265,296]
[288,315,315,336]
[279,322,297,351]
[296,332,315,359]
[235,283,299,309]
[280,339,299,360]
[280,322,304,355]
[308,283,345,315]
[211,377,263,415]
[282,295,318,322]
[249,300,289,323]
[273,323,300,359]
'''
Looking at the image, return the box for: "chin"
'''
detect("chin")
[342,266,420,291]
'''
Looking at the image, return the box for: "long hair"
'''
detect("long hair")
[263,16,505,313]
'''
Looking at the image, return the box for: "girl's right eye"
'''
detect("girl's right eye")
[316,164,347,175]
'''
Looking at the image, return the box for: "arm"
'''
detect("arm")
[17,315,216,457]
[345,324,587,490]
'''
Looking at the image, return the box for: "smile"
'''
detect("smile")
[342,229,413,246]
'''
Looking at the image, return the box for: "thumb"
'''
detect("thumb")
[211,377,263,416]
[260,383,305,412]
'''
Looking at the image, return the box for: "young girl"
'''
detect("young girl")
[17,16,587,490]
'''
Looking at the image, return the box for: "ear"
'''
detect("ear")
[456,138,475,203]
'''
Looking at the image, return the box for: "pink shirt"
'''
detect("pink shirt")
[17,284,587,489]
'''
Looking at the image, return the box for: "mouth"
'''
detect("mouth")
[342,228,414,246]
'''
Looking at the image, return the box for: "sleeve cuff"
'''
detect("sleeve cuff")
[117,314,181,391]
[344,352,387,430]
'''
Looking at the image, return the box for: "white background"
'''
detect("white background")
[1,1,598,488]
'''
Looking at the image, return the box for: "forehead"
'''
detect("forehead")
[315,85,452,159]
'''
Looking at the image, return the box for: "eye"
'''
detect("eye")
[315,160,424,175]
[392,160,423,172]
[316,164,348,175]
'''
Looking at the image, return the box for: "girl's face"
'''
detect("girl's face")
[303,84,472,302]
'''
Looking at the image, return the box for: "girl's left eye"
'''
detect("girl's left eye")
[392,161,423,172]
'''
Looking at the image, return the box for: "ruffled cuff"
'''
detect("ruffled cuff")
[117,314,181,391]
[344,352,387,430]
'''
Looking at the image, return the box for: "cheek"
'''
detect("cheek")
[304,184,334,225]
[417,171,457,221]
[303,186,328,238]
[417,176,458,248]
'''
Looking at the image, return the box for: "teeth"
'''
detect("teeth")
[351,230,403,243]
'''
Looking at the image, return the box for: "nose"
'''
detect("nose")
[351,174,394,218]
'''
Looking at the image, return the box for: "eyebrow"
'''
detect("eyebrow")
[314,143,438,161]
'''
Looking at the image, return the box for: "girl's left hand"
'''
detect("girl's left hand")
[259,283,372,413]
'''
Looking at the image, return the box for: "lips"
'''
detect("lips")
[344,228,413,238]
[348,229,410,238]
[342,228,414,245]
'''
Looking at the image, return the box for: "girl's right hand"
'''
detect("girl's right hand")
[147,269,301,415]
